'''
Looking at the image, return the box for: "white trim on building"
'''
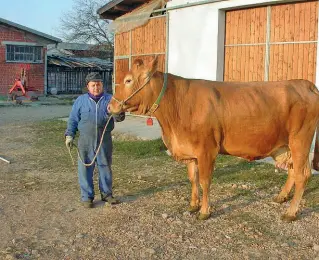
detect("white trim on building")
[167,0,319,86]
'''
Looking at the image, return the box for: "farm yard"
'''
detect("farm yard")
[1,0,319,259]
[0,104,318,260]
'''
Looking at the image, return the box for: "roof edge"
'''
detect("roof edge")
[97,0,124,15]
[0,17,62,43]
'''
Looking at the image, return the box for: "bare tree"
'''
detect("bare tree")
[58,0,113,48]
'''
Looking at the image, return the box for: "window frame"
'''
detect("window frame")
[5,44,43,63]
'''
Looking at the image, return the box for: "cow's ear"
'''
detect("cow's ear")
[148,55,158,75]
[133,59,144,70]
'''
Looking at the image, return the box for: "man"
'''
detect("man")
[65,72,125,208]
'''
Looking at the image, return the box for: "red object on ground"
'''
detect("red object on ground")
[147,117,153,126]
[8,79,27,96]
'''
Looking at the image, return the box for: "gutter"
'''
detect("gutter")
[100,0,228,20]
[154,0,227,14]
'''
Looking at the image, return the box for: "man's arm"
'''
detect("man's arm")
[65,98,81,137]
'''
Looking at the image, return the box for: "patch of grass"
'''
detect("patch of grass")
[214,158,287,188]
[114,138,167,159]
[304,175,319,207]
[28,120,318,207]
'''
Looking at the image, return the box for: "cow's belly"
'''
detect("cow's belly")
[221,126,286,160]
[162,132,196,163]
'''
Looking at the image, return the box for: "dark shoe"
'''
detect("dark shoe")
[82,200,94,208]
[102,195,120,205]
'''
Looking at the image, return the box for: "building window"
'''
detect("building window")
[6,45,43,63]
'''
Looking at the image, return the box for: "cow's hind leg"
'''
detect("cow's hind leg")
[282,140,312,221]
[187,160,200,213]
[273,166,294,203]
[272,147,294,203]
[312,123,319,170]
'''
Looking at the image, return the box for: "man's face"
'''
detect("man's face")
[87,81,103,96]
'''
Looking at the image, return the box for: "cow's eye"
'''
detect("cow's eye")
[125,79,132,84]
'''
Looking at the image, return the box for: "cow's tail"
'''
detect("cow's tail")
[313,122,319,171]
[311,82,319,170]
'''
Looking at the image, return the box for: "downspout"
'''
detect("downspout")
[165,10,169,74]
[44,47,48,95]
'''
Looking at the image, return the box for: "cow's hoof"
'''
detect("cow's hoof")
[281,213,297,222]
[188,205,200,213]
[273,195,288,204]
[197,213,210,220]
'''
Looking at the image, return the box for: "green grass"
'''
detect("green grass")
[114,138,167,159]
[29,120,319,208]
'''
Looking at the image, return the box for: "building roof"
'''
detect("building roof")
[55,42,94,51]
[98,0,147,20]
[0,17,61,43]
[47,46,75,57]
[48,55,113,70]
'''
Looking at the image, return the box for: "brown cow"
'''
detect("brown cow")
[109,57,319,221]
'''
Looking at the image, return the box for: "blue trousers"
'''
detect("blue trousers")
[77,132,113,202]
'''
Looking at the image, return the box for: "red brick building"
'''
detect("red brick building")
[0,18,61,95]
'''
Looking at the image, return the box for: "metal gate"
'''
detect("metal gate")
[47,68,113,94]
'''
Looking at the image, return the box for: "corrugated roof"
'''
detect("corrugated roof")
[48,55,113,70]
[0,17,61,43]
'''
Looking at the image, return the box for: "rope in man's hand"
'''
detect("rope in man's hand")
[67,115,113,167]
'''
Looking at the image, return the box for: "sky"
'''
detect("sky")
[0,0,76,39]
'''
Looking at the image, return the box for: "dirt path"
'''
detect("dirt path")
[0,110,318,260]
[0,105,72,125]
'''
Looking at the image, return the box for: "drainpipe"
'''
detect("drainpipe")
[44,47,48,96]
[165,11,169,74]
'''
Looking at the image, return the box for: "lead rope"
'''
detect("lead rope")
[68,115,114,167]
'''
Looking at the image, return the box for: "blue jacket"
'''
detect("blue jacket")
[65,93,124,158]
[66,92,115,135]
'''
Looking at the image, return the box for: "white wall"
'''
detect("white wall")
[167,0,319,83]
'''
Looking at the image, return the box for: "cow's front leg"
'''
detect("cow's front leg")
[197,152,216,220]
[187,160,200,213]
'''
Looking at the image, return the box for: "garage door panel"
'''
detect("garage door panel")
[225,7,266,45]
[270,2,317,42]
[269,43,317,82]
[224,45,265,82]
[311,1,319,41]
[308,43,317,83]
[225,1,318,83]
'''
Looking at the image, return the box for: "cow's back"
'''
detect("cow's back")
[182,79,319,158]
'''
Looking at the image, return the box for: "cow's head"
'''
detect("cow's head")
[108,56,159,115]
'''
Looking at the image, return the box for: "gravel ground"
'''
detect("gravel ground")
[0,105,72,126]
[0,105,318,260]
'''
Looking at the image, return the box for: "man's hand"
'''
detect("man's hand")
[65,136,74,150]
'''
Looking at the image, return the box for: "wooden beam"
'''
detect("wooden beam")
[114,5,134,12]
[99,13,121,20]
